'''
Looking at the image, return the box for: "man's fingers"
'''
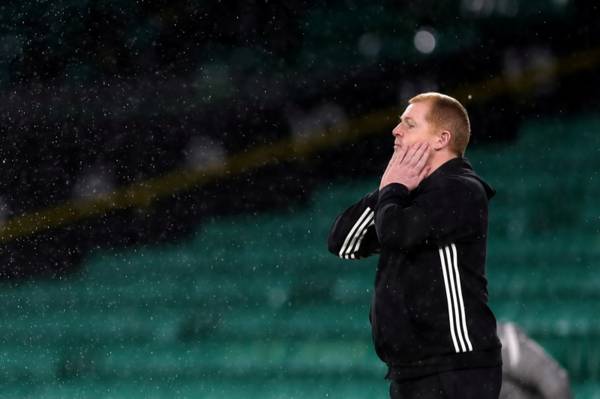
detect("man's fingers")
[386,148,401,171]
[413,144,431,169]
[414,155,429,175]
[405,142,429,166]
[395,144,410,164]
[417,165,431,182]
[383,146,403,181]
[403,143,421,164]
[382,142,431,190]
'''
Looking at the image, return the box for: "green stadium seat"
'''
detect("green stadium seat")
[2,114,600,397]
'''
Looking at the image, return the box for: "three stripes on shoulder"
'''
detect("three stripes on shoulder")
[338,207,375,259]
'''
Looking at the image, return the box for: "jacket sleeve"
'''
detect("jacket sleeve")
[375,180,485,251]
[327,189,380,259]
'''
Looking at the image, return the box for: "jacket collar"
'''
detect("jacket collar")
[427,157,472,179]
[422,157,495,199]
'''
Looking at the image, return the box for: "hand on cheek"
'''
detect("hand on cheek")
[380,143,431,191]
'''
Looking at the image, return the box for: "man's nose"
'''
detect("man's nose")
[392,125,403,137]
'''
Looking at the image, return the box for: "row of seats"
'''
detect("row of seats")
[1,334,599,386]
[0,276,600,343]
[1,114,599,397]
[3,244,598,305]
[0,375,390,399]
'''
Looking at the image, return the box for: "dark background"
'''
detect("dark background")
[0,0,598,278]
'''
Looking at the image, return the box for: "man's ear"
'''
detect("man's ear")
[433,130,451,150]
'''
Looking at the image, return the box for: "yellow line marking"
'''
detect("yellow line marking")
[2,47,599,242]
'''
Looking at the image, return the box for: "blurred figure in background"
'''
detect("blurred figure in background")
[498,322,573,399]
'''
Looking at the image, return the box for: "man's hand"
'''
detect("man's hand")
[380,143,431,191]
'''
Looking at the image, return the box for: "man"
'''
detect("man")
[328,92,502,398]
[498,322,573,399]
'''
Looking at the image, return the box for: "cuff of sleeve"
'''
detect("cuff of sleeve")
[378,183,410,208]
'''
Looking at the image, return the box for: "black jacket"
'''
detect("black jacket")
[328,157,502,380]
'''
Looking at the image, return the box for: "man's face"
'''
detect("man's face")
[391,101,436,151]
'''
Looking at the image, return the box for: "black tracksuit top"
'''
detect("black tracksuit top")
[328,157,502,380]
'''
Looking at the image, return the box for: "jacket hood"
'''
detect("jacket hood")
[433,157,496,199]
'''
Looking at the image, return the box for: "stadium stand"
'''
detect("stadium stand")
[1,115,599,398]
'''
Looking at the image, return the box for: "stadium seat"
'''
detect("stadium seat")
[2,114,600,397]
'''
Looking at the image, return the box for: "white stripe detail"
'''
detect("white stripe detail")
[505,322,520,367]
[439,248,460,353]
[451,243,473,351]
[346,212,374,259]
[352,219,375,254]
[338,207,372,259]
[445,246,467,352]
[347,215,375,258]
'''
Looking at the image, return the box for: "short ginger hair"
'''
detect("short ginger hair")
[409,92,471,156]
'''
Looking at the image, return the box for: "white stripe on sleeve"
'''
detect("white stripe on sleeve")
[338,207,372,259]
[439,247,460,353]
[350,219,375,256]
[345,212,374,259]
[451,243,473,351]
[445,245,467,352]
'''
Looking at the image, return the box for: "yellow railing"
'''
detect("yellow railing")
[1,47,599,242]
